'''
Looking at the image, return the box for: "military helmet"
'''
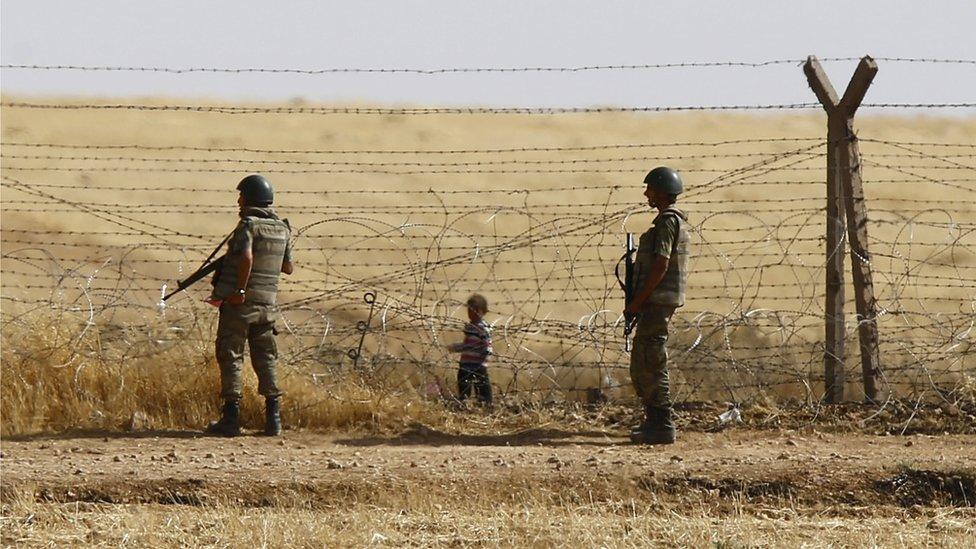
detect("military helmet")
[237,174,274,206]
[643,167,683,195]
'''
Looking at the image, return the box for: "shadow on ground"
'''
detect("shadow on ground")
[4,428,208,442]
[336,423,623,447]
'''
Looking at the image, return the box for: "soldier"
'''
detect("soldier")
[206,174,294,437]
[624,167,690,445]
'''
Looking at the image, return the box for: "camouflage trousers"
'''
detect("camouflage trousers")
[629,306,677,408]
[215,302,282,400]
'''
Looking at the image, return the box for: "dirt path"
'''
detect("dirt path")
[3,426,974,512]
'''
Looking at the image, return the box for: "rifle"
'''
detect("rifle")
[162,232,233,301]
[615,233,638,351]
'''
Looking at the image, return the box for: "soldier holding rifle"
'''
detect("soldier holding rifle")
[203,174,294,437]
[623,167,690,445]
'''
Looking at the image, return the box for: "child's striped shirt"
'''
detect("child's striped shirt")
[449,319,493,365]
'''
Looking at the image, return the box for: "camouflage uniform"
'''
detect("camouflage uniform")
[215,303,281,399]
[210,207,292,400]
[630,207,689,409]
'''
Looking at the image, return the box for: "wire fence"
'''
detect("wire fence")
[5,101,976,115]
[3,56,974,74]
[1,58,974,409]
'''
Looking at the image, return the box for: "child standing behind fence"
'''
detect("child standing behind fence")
[446,294,493,405]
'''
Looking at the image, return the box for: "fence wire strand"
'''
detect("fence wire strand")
[3,57,974,75]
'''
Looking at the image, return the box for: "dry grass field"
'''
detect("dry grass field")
[2,97,975,546]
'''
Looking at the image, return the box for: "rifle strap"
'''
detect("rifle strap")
[200,230,234,268]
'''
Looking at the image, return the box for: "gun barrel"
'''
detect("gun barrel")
[162,255,224,302]
[623,232,636,340]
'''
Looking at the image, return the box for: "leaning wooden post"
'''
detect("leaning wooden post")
[804,56,847,404]
[837,57,885,403]
[803,55,885,403]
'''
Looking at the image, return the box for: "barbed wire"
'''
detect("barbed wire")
[2,151,852,166]
[2,130,973,408]
[7,151,976,168]
[0,165,834,175]
[3,57,974,75]
[5,101,975,116]
[1,194,969,207]
[1,137,826,155]
[7,136,975,156]
[6,179,974,195]
[0,101,828,114]
[5,196,975,217]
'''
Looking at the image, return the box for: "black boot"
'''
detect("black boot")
[646,406,676,445]
[263,396,282,436]
[631,406,676,445]
[206,399,241,437]
[629,404,655,443]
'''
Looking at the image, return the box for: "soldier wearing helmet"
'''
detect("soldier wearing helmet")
[624,167,690,444]
[206,174,294,437]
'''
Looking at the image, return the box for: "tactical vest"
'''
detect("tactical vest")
[213,217,290,305]
[635,207,690,309]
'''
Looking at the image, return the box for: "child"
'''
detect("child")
[447,294,493,405]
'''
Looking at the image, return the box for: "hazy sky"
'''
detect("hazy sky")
[2,1,974,112]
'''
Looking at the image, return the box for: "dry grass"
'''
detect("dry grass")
[7,310,970,438]
[1,312,620,437]
[3,491,974,548]
[0,312,447,436]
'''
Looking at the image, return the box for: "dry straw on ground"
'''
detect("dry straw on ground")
[4,498,974,548]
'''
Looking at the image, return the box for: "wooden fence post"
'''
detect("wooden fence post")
[837,57,885,403]
[803,55,885,403]
[804,57,847,404]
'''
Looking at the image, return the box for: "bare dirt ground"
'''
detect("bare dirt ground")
[2,425,974,547]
